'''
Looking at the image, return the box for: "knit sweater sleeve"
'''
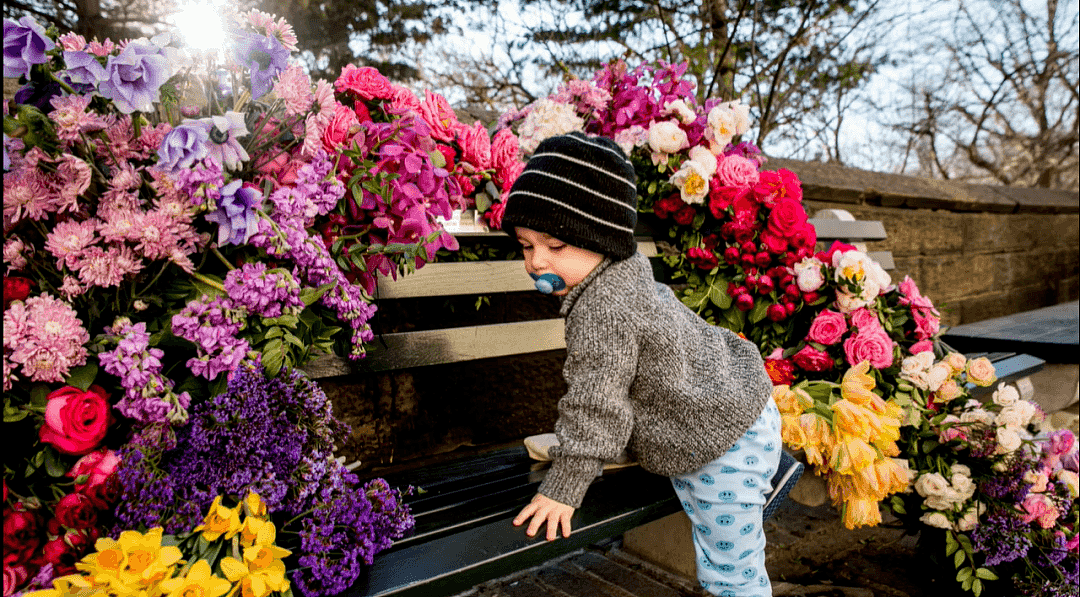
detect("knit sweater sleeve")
[538,299,639,508]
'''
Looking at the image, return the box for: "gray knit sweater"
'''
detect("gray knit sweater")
[538,252,773,508]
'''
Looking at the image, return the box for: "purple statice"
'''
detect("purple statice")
[171,293,250,380]
[205,179,262,245]
[971,509,1033,566]
[111,361,413,596]
[223,262,304,318]
[98,318,191,424]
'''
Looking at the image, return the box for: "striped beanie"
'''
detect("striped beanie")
[501,132,639,260]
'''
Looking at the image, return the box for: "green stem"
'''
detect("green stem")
[192,272,227,293]
[136,261,172,297]
[49,72,77,95]
[211,247,235,270]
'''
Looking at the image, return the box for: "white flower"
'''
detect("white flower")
[996,400,1037,429]
[1056,469,1079,499]
[866,260,892,294]
[706,99,750,152]
[955,507,981,532]
[664,98,698,125]
[924,494,958,511]
[900,353,934,389]
[927,363,952,392]
[950,474,976,500]
[995,427,1022,453]
[669,159,711,205]
[688,145,718,176]
[960,408,995,426]
[833,250,869,282]
[834,290,869,314]
[647,120,688,155]
[914,472,949,497]
[992,383,1019,407]
[920,511,952,529]
[950,463,971,478]
[518,99,585,154]
[794,257,825,292]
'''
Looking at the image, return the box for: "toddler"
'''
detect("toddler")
[506,132,782,597]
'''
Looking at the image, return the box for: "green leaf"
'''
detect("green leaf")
[262,339,285,377]
[475,193,492,213]
[3,404,28,423]
[956,567,972,582]
[748,300,770,324]
[193,273,225,299]
[283,331,305,349]
[264,326,284,340]
[30,384,50,411]
[945,533,959,556]
[975,568,997,581]
[298,283,334,307]
[972,578,982,596]
[43,448,67,477]
[263,314,300,328]
[954,550,965,569]
[889,495,906,515]
[64,363,99,391]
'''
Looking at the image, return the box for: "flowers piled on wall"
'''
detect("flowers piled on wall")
[2,11,526,596]
[495,59,1077,596]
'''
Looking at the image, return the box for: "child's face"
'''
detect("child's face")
[515,227,604,296]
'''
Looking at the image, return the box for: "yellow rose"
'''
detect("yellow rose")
[965,356,997,387]
[943,352,967,374]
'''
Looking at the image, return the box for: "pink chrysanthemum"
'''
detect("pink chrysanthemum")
[4,294,90,383]
[57,32,87,51]
[52,154,94,213]
[98,208,143,244]
[135,209,186,261]
[275,64,314,117]
[74,245,142,288]
[45,219,100,270]
[3,168,53,223]
[97,116,136,164]
[59,275,85,299]
[87,38,116,56]
[3,355,14,392]
[49,95,107,144]
[4,237,28,272]
[245,9,299,51]
[138,122,172,156]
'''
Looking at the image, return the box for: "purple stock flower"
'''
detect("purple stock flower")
[201,112,250,170]
[98,38,171,113]
[233,31,289,100]
[61,50,105,86]
[223,262,304,318]
[206,179,262,245]
[156,120,210,172]
[4,17,55,79]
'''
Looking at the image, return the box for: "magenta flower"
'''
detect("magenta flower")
[4,17,55,80]
[98,38,170,113]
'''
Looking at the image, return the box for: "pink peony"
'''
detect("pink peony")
[807,310,848,345]
[418,90,463,143]
[843,328,895,369]
[715,154,759,188]
[457,121,492,170]
[792,345,834,372]
[335,64,395,100]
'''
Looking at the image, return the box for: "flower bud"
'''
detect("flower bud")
[741,241,756,254]
[735,294,755,311]
[767,304,788,322]
[754,251,771,267]
[757,276,775,295]
[724,247,740,264]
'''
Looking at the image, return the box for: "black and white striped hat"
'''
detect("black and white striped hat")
[501,132,639,260]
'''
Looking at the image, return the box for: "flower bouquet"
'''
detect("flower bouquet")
[888,365,1078,596]
[2,11,445,595]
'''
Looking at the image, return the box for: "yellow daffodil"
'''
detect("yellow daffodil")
[21,575,101,597]
[840,360,876,406]
[221,542,292,597]
[160,559,232,597]
[120,527,184,585]
[193,496,243,542]
[243,491,268,520]
[238,515,272,548]
[76,536,128,586]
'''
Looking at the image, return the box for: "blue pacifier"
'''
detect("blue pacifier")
[530,273,566,294]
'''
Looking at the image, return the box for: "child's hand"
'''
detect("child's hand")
[513,493,575,541]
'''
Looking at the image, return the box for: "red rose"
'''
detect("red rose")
[39,385,112,456]
[765,196,807,241]
[3,276,32,309]
[792,345,834,372]
[42,536,80,575]
[321,104,359,153]
[53,493,97,531]
[334,64,395,100]
[764,358,795,386]
[792,220,817,249]
[686,247,719,270]
[672,205,696,226]
[708,185,749,218]
[2,506,40,566]
[654,193,685,219]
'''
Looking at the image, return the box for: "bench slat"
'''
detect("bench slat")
[807,218,887,241]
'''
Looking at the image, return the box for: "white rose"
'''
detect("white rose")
[925,494,958,511]
[1056,469,1079,499]
[669,159,712,205]
[927,363,952,392]
[950,463,971,478]
[835,290,868,314]
[688,145,718,176]
[992,383,1019,407]
[950,474,976,500]
[648,120,688,154]
[859,277,882,301]
[900,356,931,389]
[920,511,952,529]
[866,260,892,293]
[796,263,825,292]
[914,472,950,497]
[664,98,698,125]
[955,507,980,532]
[960,408,995,426]
[995,427,1022,453]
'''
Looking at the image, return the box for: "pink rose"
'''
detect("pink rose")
[496,159,526,192]
[1019,493,1059,529]
[457,121,492,171]
[715,154,759,188]
[912,308,941,340]
[807,310,848,345]
[385,84,422,115]
[850,308,882,332]
[321,104,359,153]
[39,385,112,456]
[418,90,463,143]
[764,195,808,244]
[489,128,521,171]
[792,345,834,372]
[910,340,933,354]
[334,64,394,100]
[3,564,28,596]
[843,329,895,370]
[68,448,120,493]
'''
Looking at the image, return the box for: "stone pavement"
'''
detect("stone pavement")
[453,498,941,597]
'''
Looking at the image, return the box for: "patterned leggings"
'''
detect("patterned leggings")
[670,399,782,597]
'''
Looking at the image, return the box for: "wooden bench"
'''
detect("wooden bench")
[302,208,1041,597]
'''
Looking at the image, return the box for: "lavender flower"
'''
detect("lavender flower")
[971,509,1032,566]
[171,293,249,380]
[233,31,289,100]
[98,38,171,113]
[205,179,262,245]
[3,16,55,80]
[156,120,210,172]
[61,50,106,86]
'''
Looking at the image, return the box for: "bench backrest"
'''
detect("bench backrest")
[301,209,892,377]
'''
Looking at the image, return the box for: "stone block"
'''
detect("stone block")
[997,186,1080,214]
[962,212,1025,255]
[1049,214,1080,247]
[1027,364,1080,415]
[889,255,919,285]
[918,253,996,303]
[954,290,1011,324]
[622,511,697,580]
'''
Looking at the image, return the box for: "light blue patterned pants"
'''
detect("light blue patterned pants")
[670,399,782,597]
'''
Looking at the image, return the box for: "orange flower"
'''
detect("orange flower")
[840,360,876,406]
[799,413,833,468]
[830,434,876,476]
[842,497,883,529]
[780,413,807,448]
[773,385,814,417]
